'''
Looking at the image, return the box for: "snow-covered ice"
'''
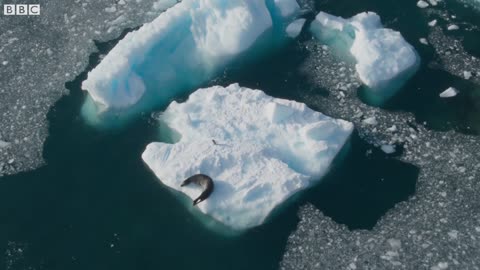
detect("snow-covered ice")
[82,0,300,125]
[142,84,353,230]
[310,11,420,104]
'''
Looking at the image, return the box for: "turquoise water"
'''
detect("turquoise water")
[1,0,479,269]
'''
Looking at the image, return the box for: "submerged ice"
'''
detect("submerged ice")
[142,84,353,230]
[81,0,301,124]
[310,11,420,104]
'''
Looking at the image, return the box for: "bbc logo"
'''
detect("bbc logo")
[3,4,40,15]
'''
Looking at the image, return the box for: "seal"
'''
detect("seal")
[181,174,214,206]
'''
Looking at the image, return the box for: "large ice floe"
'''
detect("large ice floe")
[142,84,353,231]
[310,11,420,105]
[81,0,301,125]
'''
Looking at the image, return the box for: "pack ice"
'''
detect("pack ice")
[311,11,420,104]
[142,84,353,230]
[81,0,300,124]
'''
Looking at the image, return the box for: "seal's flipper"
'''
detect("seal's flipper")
[193,197,202,205]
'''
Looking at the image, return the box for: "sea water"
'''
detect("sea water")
[0,0,479,269]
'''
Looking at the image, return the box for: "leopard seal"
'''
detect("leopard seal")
[181,174,214,206]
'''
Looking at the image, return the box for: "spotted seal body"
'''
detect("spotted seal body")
[181,174,214,206]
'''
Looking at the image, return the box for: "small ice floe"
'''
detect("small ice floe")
[0,141,11,148]
[417,1,429,8]
[428,20,437,27]
[105,6,117,13]
[363,117,378,125]
[419,38,429,45]
[439,87,458,98]
[381,145,396,154]
[463,71,472,80]
[447,24,459,31]
[386,125,398,132]
[310,11,419,104]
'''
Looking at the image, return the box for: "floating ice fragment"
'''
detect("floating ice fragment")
[363,117,378,125]
[82,0,299,125]
[105,6,117,13]
[387,125,398,132]
[447,24,459,31]
[381,145,396,154]
[286,18,307,38]
[439,87,458,98]
[448,230,458,239]
[0,141,10,148]
[142,84,353,231]
[310,11,420,105]
[417,1,429,8]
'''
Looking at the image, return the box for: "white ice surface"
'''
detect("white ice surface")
[274,0,300,18]
[417,1,429,8]
[82,0,299,118]
[286,18,307,38]
[381,144,396,154]
[142,84,353,230]
[310,11,420,97]
[439,87,458,98]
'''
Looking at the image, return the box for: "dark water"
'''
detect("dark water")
[1,0,479,269]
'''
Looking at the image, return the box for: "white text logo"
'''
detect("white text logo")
[3,4,40,16]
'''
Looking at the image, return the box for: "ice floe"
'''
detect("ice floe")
[439,87,458,98]
[417,1,430,8]
[310,11,420,104]
[81,0,300,125]
[142,84,353,230]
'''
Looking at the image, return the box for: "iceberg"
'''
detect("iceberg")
[81,0,301,126]
[142,84,353,231]
[310,11,420,105]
